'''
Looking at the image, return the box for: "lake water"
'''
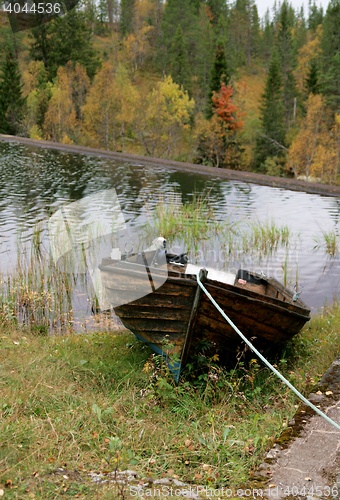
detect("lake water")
[1,139,340,324]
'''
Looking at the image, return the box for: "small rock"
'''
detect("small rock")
[266,446,281,460]
[253,467,271,479]
[308,393,326,404]
[319,357,340,392]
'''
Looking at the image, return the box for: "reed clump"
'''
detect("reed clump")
[142,192,228,252]
[144,193,293,268]
[314,230,339,258]
[0,227,81,334]
[246,220,290,255]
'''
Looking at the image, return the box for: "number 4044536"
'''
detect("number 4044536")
[2,2,61,14]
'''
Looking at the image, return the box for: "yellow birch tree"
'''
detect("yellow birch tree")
[122,0,158,73]
[82,63,139,151]
[288,94,338,183]
[136,75,195,158]
[43,62,90,144]
[295,25,322,94]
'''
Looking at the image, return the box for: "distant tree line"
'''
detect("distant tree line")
[0,0,339,182]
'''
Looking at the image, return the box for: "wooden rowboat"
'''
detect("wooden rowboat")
[99,250,311,381]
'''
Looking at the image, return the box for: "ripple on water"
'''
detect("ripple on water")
[0,141,340,320]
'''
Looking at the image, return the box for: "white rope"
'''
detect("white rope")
[196,274,340,432]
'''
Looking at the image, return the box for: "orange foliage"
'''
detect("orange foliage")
[212,83,244,131]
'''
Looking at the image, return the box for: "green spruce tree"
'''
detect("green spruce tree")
[207,0,228,25]
[158,0,199,92]
[276,1,299,130]
[120,0,135,36]
[30,9,100,81]
[254,48,286,172]
[207,42,231,117]
[305,59,320,95]
[0,47,25,135]
[195,4,214,106]
[320,0,340,114]
[168,26,191,91]
[261,9,274,63]
[228,0,260,67]
[308,0,324,31]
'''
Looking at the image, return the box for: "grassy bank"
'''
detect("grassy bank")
[1,307,340,499]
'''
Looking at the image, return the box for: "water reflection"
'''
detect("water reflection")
[0,140,340,317]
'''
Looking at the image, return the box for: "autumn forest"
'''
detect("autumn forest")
[0,0,339,183]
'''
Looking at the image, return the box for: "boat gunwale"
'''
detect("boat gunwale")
[99,257,310,319]
[203,279,311,320]
[99,262,199,287]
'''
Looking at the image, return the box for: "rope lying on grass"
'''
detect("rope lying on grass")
[196,274,340,433]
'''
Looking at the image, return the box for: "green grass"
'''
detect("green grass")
[1,307,340,498]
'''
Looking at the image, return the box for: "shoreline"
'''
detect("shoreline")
[2,133,340,198]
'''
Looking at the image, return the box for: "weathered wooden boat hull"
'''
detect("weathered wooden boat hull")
[192,277,310,363]
[99,258,310,380]
[99,259,201,379]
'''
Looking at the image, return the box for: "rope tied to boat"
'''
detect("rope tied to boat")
[196,273,340,433]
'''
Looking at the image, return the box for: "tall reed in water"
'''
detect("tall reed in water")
[314,230,338,258]
[0,225,75,333]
